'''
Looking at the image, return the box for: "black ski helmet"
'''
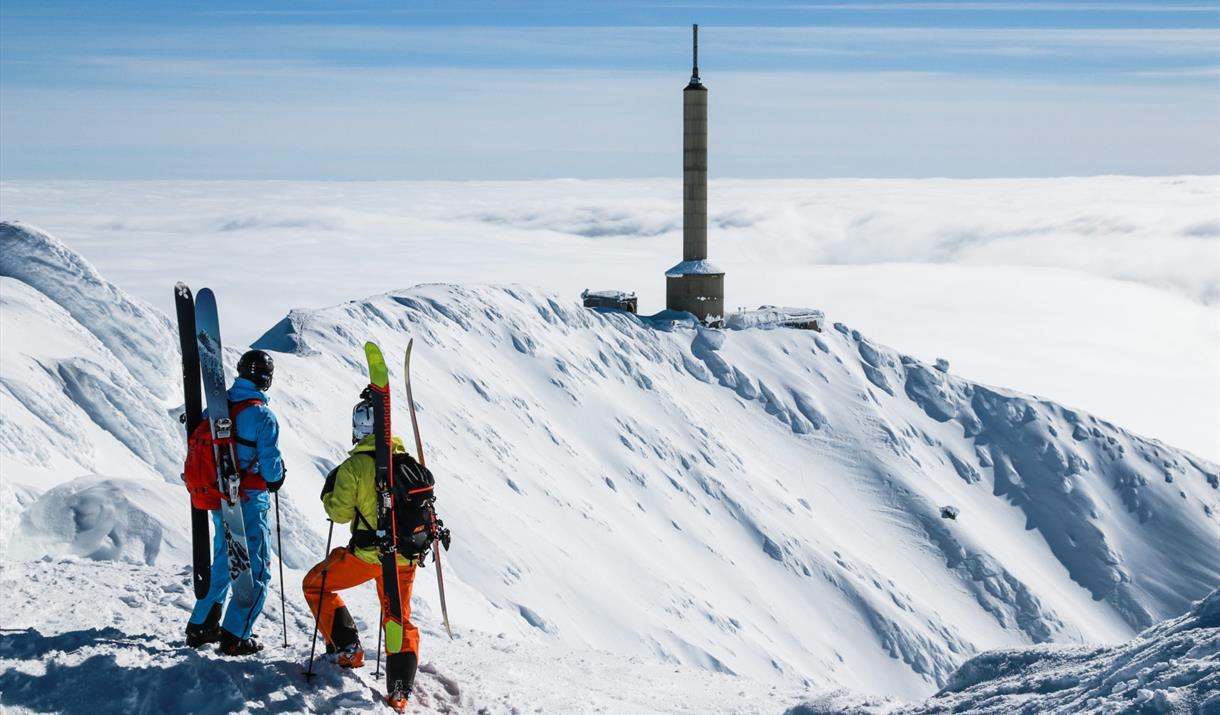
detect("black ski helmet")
[237,350,274,390]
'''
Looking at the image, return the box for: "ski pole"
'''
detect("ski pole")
[274,492,288,648]
[304,520,335,681]
[374,617,383,678]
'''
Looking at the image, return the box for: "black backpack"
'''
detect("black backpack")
[327,452,437,559]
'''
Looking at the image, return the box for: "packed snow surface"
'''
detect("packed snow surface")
[1,224,1217,713]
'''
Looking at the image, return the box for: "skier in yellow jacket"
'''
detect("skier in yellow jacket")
[302,395,449,712]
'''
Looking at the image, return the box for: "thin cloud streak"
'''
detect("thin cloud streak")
[6,25,1218,82]
[1130,65,1220,77]
[3,69,1216,179]
[788,2,1220,11]
[2,8,1216,179]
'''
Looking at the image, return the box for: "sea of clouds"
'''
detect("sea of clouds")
[4,176,1215,306]
[1,176,1217,460]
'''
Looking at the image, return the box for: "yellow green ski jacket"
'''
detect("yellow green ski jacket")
[322,433,417,566]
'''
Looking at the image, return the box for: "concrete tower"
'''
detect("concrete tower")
[666,23,724,321]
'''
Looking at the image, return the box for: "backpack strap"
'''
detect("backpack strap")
[321,466,339,499]
[353,508,376,532]
[349,508,381,550]
[228,398,265,448]
[230,398,265,414]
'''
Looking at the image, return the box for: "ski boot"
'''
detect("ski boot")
[326,606,364,668]
[384,652,417,712]
[332,643,365,669]
[385,688,408,713]
[185,603,222,648]
[217,629,264,656]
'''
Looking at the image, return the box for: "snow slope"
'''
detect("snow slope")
[0,557,802,714]
[248,282,1219,694]
[1,224,1217,712]
[0,220,176,396]
[0,222,181,493]
[789,587,1220,714]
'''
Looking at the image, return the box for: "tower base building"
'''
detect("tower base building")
[666,260,724,320]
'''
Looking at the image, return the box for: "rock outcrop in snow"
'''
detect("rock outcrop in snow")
[1,227,1216,710]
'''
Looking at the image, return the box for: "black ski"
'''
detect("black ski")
[175,282,210,599]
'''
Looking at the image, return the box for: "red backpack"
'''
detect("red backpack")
[183,399,264,510]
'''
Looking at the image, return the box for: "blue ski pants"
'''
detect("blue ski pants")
[188,490,272,640]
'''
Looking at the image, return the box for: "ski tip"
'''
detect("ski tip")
[175,281,191,297]
[364,342,389,386]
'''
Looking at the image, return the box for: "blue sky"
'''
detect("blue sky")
[1,1,1218,179]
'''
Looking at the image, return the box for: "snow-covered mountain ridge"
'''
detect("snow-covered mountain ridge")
[6,178,1216,462]
[1,222,183,565]
[250,274,1218,692]
[2,221,1217,712]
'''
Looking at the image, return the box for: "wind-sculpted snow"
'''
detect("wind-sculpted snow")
[789,588,1220,714]
[2,232,1217,709]
[0,221,176,398]
[246,282,1217,699]
[7,477,190,566]
[864,330,1219,631]
[0,277,182,487]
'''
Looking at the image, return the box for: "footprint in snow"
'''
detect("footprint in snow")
[419,662,461,698]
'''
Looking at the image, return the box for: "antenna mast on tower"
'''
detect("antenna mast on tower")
[692,24,700,82]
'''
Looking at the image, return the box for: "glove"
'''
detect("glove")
[266,479,284,493]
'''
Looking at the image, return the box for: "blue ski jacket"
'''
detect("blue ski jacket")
[204,376,284,491]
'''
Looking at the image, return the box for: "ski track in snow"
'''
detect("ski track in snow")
[1,221,1218,714]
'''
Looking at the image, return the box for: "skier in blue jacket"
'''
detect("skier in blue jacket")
[185,349,285,656]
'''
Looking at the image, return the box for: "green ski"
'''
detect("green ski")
[364,342,406,648]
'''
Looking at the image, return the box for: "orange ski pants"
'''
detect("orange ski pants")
[302,547,419,656]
